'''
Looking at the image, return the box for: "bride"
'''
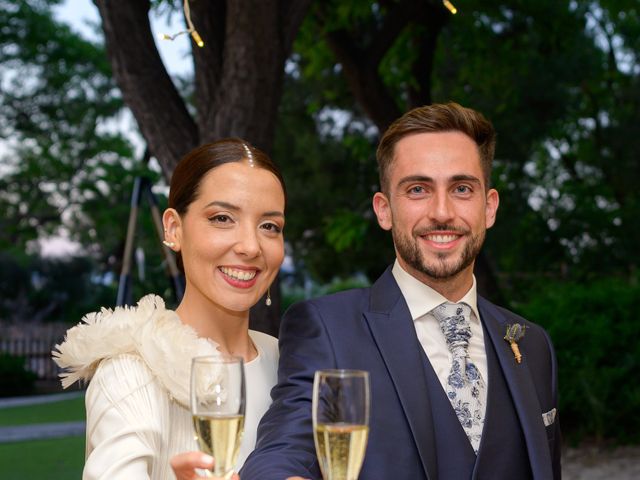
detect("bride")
[53,138,286,479]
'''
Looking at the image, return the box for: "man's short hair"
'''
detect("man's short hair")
[376,102,496,193]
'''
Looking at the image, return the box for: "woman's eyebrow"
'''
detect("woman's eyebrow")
[204,201,284,218]
[204,200,239,210]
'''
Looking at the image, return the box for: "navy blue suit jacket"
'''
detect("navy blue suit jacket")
[241,268,561,479]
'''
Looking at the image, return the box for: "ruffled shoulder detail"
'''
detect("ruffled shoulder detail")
[52,294,218,407]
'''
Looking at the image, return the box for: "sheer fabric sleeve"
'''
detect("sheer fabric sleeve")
[83,354,168,480]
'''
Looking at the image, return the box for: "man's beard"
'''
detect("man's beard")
[392,224,485,280]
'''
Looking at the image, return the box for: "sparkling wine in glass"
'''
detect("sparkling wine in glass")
[312,369,370,480]
[191,355,245,479]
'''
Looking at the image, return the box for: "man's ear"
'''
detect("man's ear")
[162,208,182,250]
[373,192,393,231]
[485,188,499,229]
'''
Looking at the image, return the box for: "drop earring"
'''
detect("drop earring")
[265,288,272,306]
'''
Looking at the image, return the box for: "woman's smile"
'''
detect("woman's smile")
[219,266,260,288]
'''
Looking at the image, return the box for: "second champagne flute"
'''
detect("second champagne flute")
[312,369,370,480]
[191,355,245,479]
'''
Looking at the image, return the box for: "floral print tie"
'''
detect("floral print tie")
[433,302,486,454]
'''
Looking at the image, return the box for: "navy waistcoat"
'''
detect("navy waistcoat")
[420,323,533,480]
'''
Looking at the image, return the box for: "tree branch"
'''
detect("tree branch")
[191,0,226,129]
[317,1,450,131]
[280,0,314,53]
[408,3,449,107]
[324,28,399,131]
[369,0,418,66]
[94,0,198,179]
[199,0,310,152]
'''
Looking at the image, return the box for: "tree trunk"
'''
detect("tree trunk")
[95,0,311,335]
[192,0,310,154]
[94,0,198,180]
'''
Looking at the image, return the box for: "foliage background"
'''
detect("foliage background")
[0,0,638,445]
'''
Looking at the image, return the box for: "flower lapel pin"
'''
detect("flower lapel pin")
[504,323,527,364]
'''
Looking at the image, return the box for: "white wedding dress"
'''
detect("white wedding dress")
[53,295,278,480]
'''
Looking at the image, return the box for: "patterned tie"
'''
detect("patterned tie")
[433,302,486,453]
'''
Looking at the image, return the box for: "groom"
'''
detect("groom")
[241,102,561,479]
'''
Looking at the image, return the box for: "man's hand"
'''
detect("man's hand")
[170,452,240,480]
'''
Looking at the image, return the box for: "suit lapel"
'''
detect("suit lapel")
[364,269,438,480]
[478,297,553,479]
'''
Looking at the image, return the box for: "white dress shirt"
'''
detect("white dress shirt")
[391,260,488,392]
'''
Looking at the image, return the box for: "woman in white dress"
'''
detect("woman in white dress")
[53,138,286,480]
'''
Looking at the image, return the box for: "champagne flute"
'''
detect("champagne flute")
[191,355,245,479]
[312,369,370,480]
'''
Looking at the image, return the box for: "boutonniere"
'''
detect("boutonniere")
[504,323,527,364]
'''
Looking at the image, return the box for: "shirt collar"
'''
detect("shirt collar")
[391,259,480,322]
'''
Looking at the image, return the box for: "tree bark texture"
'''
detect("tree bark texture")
[191,0,310,153]
[95,0,198,180]
[95,0,311,335]
[96,0,310,173]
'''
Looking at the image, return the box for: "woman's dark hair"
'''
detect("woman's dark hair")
[169,138,286,215]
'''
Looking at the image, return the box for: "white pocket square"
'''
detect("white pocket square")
[542,408,557,427]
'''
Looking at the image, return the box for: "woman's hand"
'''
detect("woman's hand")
[170,452,239,480]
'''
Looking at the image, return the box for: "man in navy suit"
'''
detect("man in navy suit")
[241,102,561,479]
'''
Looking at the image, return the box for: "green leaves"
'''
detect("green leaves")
[324,209,369,253]
[0,0,144,256]
[520,277,640,443]
[0,0,171,320]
